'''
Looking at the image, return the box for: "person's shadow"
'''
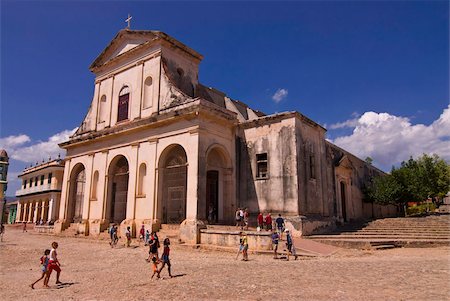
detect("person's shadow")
[54,282,77,289]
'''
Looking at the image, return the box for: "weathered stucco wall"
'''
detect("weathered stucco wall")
[238,116,299,215]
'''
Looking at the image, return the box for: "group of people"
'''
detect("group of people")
[30,241,62,289]
[236,213,299,261]
[140,225,172,279]
[235,208,250,230]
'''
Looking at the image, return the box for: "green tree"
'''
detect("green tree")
[365,154,450,206]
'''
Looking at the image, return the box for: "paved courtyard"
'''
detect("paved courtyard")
[0,226,449,301]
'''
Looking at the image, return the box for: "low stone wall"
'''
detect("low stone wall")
[34,225,55,234]
[200,229,272,251]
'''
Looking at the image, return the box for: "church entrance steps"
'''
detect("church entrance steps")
[179,243,319,257]
[307,215,450,249]
[158,224,180,242]
[206,225,259,232]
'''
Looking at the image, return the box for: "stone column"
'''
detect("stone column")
[28,202,33,222]
[40,200,45,222]
[16,202,22,223]
[48,198,54,222]
[33,201,39,223]
[179,129,206,244]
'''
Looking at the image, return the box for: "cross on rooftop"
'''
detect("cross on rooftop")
[125,14,132,29]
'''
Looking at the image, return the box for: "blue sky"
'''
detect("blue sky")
[1,1,449,196]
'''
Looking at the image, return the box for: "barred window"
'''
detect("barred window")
[256,153,268,179]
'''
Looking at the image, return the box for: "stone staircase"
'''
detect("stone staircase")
[158,224,181,243]
[307,214,450,249]
[59,223,80,237]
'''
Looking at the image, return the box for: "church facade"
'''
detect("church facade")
[55,29,396,243]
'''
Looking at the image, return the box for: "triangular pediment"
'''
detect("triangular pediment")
[90,30,159,71]
[90,29,203,72]
[337,155,353,170]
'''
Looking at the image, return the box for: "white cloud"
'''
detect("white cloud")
[272,88,288,103]
[329,118,360,129]
[0,128,77,163]
[0,134,30,151]
[330,105,450,170]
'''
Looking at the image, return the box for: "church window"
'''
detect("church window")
[48,173,52,184]
[40,175,44,185]
[35,177,38,186]
[117,86,130,122]
[256,153,268,179]
[23,179,27,189]
[29,178,33,187]
[98,95,107,123]
[138,163,146,196]
[143,77,153,109]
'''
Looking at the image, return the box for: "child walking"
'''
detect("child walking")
[30,249,50,289]
[45,242,62,286]
[125,226,131,247]
[157,238,173,278]
[150,255,160,280]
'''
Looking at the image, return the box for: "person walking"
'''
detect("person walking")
[265,212,272,231]
[240,232,249,261]
[158,238,173,278]
[243,208,249,230]
[109,224,116,247]
[285,229,298,261]
[139,225,145,245]
[30,249,50,289]
[23,222,27,233]
[271,231,280,259]
[257,212,264,231]
[45,242,62,286]
[235,208,241,229]
[275,214,285,239]
[125,226,132,247]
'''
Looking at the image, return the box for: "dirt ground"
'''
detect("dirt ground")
[0,227,449,301]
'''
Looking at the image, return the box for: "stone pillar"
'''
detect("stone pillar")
[28,202,33,222]
[48,198,54,222]
[33,201,39,223]
[179,129,206,244]
[16,202,21,223]
[40,200,45,222]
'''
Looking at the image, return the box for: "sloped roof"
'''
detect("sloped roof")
[90,29,203,71]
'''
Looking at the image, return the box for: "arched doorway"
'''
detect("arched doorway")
[158,145,187,224]
[106,155,129,224]
[67,163,86,223]
[340,181,347,222]
[205,146,232,224]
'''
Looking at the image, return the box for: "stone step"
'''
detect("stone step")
[310,238,450,249]
[160,224,180,230]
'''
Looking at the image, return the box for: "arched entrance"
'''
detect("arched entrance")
[67,163,86,223]
[340,181,347,222]
[106,155,129,224]
[158,145,187,224]
[205,146,233,224]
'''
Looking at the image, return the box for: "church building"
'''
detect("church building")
[55,29,396,243]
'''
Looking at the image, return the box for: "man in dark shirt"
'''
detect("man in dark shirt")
[275,214,284,239]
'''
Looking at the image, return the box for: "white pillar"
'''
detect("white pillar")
[40,200,45,222]
[48,198,54,222]
[16,202,21,223]
[33,201,39,223]
[27,203,33,222]
[186,130,200,220]
[126,144,139,220]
